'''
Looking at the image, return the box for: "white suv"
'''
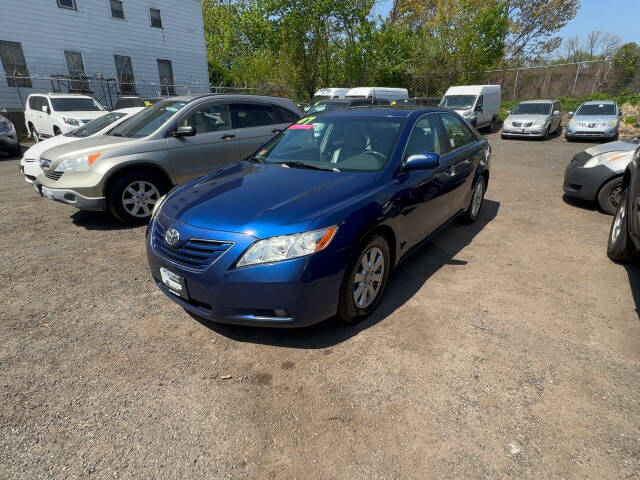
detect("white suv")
[24,93,107,142]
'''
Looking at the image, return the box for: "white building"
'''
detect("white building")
[0,0,209,112]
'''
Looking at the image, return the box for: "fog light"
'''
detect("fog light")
[63,193,76,202]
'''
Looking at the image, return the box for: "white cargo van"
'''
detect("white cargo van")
[311,88,351,103]
[439,85,501,130]
[345,87,409,102]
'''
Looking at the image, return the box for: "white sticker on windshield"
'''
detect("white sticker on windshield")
[450,138,455,148]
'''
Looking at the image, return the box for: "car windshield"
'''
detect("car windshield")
[51,98,105,112]
[576,103,616,116]
[109,100,187,138]
[310,95,331,103]
[70,112,126,137]
[306,102,346,115]
[439,95,477,110]
[511,103,552,115]
[251,116,404,172]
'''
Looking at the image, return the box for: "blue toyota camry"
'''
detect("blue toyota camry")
[146,107,491,327]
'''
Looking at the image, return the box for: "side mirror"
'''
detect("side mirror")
[404,152,439,170]
[506,110,511,115]
[172,125,196,138]
[42,105,49,114]
[568,111,574,117]
[553,110,560,115]
[475,104,483,112]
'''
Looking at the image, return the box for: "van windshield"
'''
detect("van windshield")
[439,95,476,110]
[511,103,552,115]
[109,100,187,138]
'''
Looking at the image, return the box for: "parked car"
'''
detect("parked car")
[565,100,621,141]
[345,87,409,103]
[20,108,143,184]
[0,114,20,156]
[34,94,301,224]
[113,96,163,110]
[146,107,490,327]
[391,97,441,107]
[24,93,107,142]
[501,100,562,139]
[310,88,351,104]
[607,144,640,262]
[563,137,640,214]
[306,97,391,115]
[439,85,501,131]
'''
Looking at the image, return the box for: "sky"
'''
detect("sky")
[375,0,640,49]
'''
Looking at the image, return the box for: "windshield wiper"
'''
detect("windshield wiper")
[246,155,265,164]
[278,161,340,172]
[111,132,125,137]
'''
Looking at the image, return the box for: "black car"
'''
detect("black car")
[392,97,441,107]
[607,144,640,262]
[306,97,390,115]
[113,96,163,110]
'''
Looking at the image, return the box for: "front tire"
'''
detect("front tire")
[607,190,636,263]
[460,178,486,224]
[337,234,391,323]
[597,176,624,215]
[107,171,169,225]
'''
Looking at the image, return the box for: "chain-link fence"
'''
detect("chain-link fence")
[408,59,640,100]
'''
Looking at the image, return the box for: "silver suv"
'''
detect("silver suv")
[35,94,301,223]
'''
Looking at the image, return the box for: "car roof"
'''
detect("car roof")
[308,106,448,118]
[519,99,554,104]
[29,93,93,98]
[169,93,296,103]
[582,100,616,105]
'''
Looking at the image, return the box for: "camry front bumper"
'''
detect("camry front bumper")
[146,215,348,327]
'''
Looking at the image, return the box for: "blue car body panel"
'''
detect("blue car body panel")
[146,107,490,327]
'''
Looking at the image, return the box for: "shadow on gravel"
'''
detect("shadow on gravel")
[562,194,598,212]
[194,199,500,349]
[624,264,640,321]
[71,210,140,231]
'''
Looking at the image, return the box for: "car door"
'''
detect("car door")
[438,113,483,215]
[474,94,486,126]
[552,102,561,131]
[231,102,285,159]
[395,114,454,248]
[166,101,240,184]
[30,96,44,134]
[41,97,54,136]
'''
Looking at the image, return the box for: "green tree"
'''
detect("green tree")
[614,42,640,88]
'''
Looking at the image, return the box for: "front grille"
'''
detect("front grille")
[512,121,533,128]
[44,171,63,181]
[152,221,233,271]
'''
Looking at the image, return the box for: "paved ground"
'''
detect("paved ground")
[1,133,639,479]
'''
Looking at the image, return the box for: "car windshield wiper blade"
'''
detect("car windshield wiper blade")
[246,155,265,163]
[277,161,340,172]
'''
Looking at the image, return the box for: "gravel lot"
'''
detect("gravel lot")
[1,132,639,479]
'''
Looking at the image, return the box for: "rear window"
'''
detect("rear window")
[576,103,616,116]
[230,103,278,128]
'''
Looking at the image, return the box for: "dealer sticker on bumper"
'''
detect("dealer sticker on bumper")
[160,267,187,298]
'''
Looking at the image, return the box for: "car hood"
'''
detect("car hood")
[160,162,377,237]
[572,115,617,123]
[584,138,640,156]
[39,135,137,162]
[58,111,107,122]
[22,135,78,160]
[506,114,549,123]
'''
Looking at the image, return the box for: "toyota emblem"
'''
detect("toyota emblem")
[165,228,179,246]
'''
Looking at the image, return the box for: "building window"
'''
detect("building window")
[114,55,136,94]
[64,50,89,92]
[157,59,175,95]
[0,41,31,88]
[149,8,162,28]
[109,0,125,19]
[57,0,77,10]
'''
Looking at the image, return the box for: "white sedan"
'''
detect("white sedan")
[20,107,143,184]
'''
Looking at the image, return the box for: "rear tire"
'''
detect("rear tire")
[459,178,486,224]
[337,234,391,323]
[597,176,624,215]
[543,125,550,140]
[29,124,40,143]
[107,170,169,225]
[607,190,637,263]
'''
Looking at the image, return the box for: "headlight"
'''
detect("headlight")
[237,226,338,267]
[568,118,577,127]
[462,110,473,117]
[534,119,548,126]
[607,118,617,127]
[151,194,167,219]
[54,152,102,172]
[582,151,628,168]
[63,117,80,126]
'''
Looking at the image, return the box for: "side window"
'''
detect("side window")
[230,103,278,128]
[42,97,51,112]
[28,96,39,110]
[405,115,443,158]
[272,105,300,123]
[440,114,476,150]
[179,103,231,134]
[476,95,484,108]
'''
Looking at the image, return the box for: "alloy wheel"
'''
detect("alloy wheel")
[121,181,160,218]
[611,202,625,245]
[471,182,484,218]
[352,246,385,309]
[609,185,622,210]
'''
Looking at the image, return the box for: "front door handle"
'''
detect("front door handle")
[221,134,235,140]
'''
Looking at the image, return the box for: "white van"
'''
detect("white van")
[439,85,501,130]
[311,88,351,104]
[345,87,409,102]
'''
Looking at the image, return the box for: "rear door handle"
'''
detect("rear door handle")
[272,128,282,134]
[221,134,235,140]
